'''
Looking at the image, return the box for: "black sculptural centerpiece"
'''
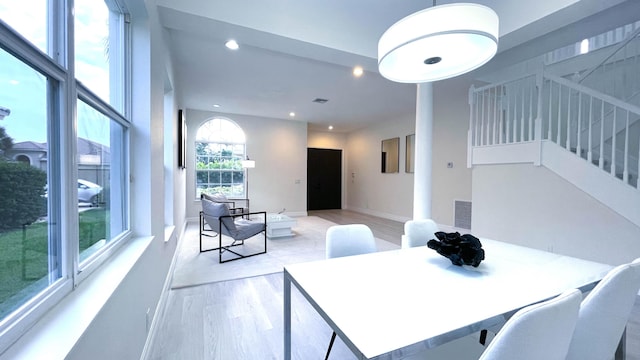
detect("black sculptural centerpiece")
[427,231,485,267]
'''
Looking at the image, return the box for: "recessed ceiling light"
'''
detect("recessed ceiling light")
[328,125,334,130]
[225,39,239,50]
[213,104,221,108]
[289,112,296,117]
[353,66,364,77]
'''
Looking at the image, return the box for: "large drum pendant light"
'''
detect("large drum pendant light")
[378,3,499,83]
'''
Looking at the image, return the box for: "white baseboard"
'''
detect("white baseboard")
[140,220,187,360]
[345,206,411,223]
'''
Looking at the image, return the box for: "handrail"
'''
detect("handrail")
[545,73,640,115]
[472,70,539,93]
[577,26,640,84]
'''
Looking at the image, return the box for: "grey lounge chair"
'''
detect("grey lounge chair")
[199,198,266,263]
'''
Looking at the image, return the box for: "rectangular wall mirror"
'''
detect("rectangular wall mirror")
[406,134,415,173]
[381,137,399,173]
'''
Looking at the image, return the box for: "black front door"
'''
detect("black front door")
[307,148,341,210]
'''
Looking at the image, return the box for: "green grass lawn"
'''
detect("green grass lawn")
[0,208,108,319]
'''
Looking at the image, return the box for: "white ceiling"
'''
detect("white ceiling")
[154,0,638,132]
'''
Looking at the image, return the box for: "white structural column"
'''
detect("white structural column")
[413,83,433,219]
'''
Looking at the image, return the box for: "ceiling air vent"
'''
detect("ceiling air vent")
[312,98,329,104]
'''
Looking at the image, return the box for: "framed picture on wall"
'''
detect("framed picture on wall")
[178,109,187,169]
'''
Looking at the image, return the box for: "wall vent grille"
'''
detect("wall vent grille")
[454,200,472,230]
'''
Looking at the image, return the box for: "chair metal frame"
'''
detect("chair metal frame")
[199,211,267,263]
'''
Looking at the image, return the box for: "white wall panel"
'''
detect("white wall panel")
[472,163,640,265]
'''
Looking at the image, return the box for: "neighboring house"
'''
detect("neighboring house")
[5,138,111,186]
[4,140,48,170]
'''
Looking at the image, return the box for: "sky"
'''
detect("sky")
[0,0,111,145]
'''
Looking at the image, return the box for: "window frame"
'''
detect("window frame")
[195,117,247,200]
[0,16,72,352]
[75,83,132,281]
[0,0,132,352]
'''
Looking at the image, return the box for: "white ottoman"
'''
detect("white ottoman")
[266,214,297,238]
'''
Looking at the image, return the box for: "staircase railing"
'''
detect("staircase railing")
[577,26,640,104]
[469,70,640,189]
[544,74,640,187]
[469,72,539,147]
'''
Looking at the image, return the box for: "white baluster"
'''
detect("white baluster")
[611,106,617,177]
[576,91,582,157]
[548,80,553,140]
[480,91,485,146]
[469,87,475,147]
[623,110,629,183]
[557,84,562,144]
[587,96,593,163]
[492,86,499,144]
[484,89,489,145]
[484,89,489,146]
[499,85,505,144]
[475,92,480,146]
[599,100,605,169]
[511,83,522,143]
[566,87,572,150]
[529,77,534,141]
[536,71,544,142]
[521,81,525,142]
[506,85,511,143]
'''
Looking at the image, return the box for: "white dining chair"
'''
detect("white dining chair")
[565,258,640,360]
[324,224,377,359]
[325,223,377,259]
[478,289,582,360]
[401,218,439,248]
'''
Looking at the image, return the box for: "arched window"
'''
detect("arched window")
[195,117,247,198]
[15,154,30,166]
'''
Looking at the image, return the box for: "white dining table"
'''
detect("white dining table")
[283,238,614,360]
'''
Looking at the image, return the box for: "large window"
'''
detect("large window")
[195,118,247,198]
[0,0,130,351]
[0,47,56,322]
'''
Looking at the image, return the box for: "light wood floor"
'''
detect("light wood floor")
[147,209,640,360]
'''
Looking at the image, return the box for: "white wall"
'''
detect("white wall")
[344,78,473,226]
[308,130,347,150]
[186,110,308,218]
[472,163,640,265]
[345,117,415,221]
[431,78,474,226]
